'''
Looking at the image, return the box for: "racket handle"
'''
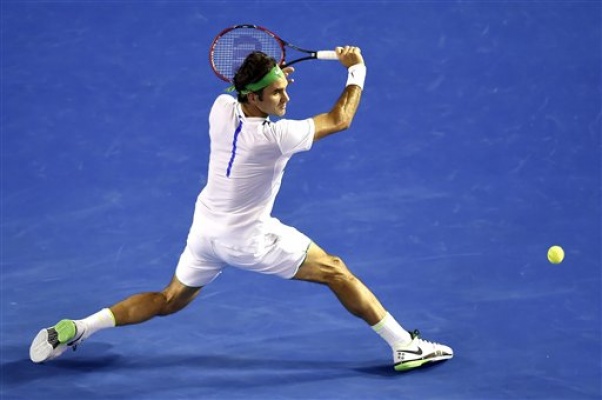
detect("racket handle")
[316,50,338,60]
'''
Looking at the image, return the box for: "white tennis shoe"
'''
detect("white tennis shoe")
[394,329,453,371]
[29,319,86,363]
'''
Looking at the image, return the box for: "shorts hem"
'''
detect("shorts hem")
[287,241,313,279]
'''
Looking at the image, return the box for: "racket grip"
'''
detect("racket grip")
[316,50,338,60]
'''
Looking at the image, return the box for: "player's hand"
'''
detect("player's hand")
[335,46,364,68]
[282,65,295,84]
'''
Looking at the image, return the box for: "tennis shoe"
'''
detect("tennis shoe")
[393,329,453,371]
[29,319,86,363]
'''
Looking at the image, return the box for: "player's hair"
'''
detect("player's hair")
[233,51,277,103]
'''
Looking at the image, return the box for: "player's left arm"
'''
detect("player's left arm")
[312,85,362,141]
[312,46,365,141]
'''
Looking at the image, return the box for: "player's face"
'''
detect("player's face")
[255,77,290,117]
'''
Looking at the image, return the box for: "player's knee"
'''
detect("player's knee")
[158,278,200,316]
[322,255,354,284]
[159,292,188,316]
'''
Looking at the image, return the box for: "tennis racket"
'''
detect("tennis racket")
[209,24,338,83]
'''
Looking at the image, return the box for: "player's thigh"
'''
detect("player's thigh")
[292,242,348,283]
[175,233,224,288]
[216,219,310,279]
[168,234,223,308]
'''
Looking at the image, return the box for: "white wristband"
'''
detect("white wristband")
[346,64,367,90]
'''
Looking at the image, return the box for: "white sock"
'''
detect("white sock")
[76,308,116,340]
[372,312,412,348]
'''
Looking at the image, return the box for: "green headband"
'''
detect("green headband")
[226,65,283,95]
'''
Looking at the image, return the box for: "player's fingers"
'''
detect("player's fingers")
[342,46,361,56]
[335,46,363,65]
[282,66,295,76]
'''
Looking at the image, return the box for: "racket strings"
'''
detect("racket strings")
[212,29,283,81]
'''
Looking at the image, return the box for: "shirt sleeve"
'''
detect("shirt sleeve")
[265,118,315,156]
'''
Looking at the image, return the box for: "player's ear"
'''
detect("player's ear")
[246,92,256,103]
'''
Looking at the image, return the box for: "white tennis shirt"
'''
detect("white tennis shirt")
[190,94,315,242]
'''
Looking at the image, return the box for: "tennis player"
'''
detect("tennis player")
[30,46,453,371]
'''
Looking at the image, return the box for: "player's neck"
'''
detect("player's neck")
[241,102,268,118]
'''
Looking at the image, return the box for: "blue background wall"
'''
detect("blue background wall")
[2,1,600,399]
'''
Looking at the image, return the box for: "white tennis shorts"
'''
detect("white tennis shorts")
[175,218,311,287]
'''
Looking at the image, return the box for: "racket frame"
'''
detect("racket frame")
[209,24,329,82]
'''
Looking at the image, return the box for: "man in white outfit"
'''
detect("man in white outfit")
[30,46,453,372]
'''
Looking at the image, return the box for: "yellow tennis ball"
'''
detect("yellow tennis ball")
[547,245,565,264]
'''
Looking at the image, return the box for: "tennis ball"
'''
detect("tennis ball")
[547,245,564,264]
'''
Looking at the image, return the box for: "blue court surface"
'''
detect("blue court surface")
[1,1,601,399]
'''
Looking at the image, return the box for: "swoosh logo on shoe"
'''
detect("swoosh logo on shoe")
[397,347,423,356]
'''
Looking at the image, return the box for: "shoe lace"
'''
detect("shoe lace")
[411,329,438,347]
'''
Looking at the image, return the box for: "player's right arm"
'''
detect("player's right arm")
[312,46,366,141]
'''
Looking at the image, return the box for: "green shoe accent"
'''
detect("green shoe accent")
[54,320,76,344]
[394,359,430,371]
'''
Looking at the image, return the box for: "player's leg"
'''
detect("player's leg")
[29,276,202,363]
[30,235,222,363]
[110,275,202,326]
[292,242,386,326]
[293,242,453,371]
